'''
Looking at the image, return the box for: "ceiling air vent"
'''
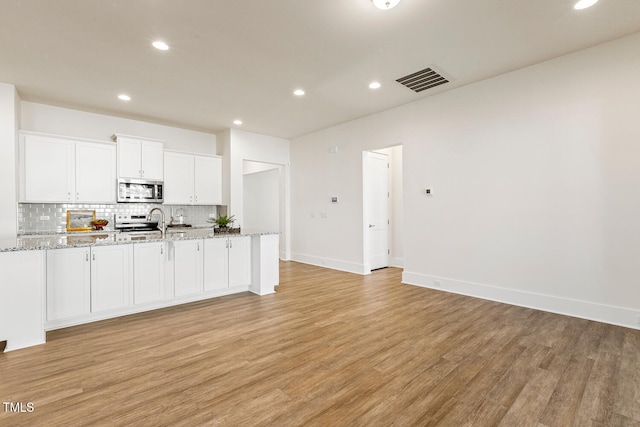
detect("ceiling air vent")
[396,67,449,93]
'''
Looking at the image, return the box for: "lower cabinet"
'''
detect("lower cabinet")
[91,245,133,313]
[45,236,255,328]
[133,242,166,305]
[46,247,91,321]
[47,245,134,321]
[204,236,251,291]
[173,239,204,297]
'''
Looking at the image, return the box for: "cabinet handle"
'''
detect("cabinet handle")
[230,240,233,249]
[85,252,89,261]
[195,195,198,203]
[68,192,71,200]
[92,252,95,261]
[76,192,80,200]
[160,245,164,255]
[197,242,200,251]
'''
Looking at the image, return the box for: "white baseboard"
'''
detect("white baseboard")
[390,257,404,268]
[402,271,640,330]
[45,286,250,331]
[290,253,368,275]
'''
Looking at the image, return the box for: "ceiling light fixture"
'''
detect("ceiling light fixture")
[372,0,400,9]
[369,82,381,89]
[152,41,170,51]
[293,89,305,96]
[573,0,598,9]
[233,119,243,125]
[118,94,131,101]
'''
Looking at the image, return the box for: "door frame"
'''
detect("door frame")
[362,150,390,274]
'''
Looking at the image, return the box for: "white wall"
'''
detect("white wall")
[291,32,640,329]
[0,83,19,238]
[21,102,216,154]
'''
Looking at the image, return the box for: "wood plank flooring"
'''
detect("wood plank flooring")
[1,261,639,426]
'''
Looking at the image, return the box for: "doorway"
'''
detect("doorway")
[363,145,403,274]
[243,160,286,258]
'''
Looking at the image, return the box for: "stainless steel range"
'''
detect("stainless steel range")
[114,214,159,233]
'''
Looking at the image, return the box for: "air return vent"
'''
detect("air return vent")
[396,67,449,93]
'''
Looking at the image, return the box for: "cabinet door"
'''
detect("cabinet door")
[164,152,194,204]
[194,156,222,205]
[117,137,142,179]
[46,248,91,321]
[24,135,74,202]
[76,142,116,203]
[141,141,164,180]
[228,236,251,287]
[173,239,204,297]
[204,238,229,291]
[133,242,166,304]
[91,245,133,312]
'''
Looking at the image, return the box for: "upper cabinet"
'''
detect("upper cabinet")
[113,134,163,181]
[164,151,222,205]
[21,133,116,203]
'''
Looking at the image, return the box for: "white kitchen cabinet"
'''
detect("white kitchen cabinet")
[133,242,166,305]
[75,142,116,203]
[229,236,252,287]
[24,134,74,202]
[115,134,164,180]
[194,156,222,205]
[90,245,133,313]
[22,133,116,203]
[46,247,91,321]
[173,239,204,297]
[203,238,228,291]
[163,152,193,204]
[164,151,221,205]
[204,235,251,291]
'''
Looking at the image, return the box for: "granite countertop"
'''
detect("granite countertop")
[1,229,278,252]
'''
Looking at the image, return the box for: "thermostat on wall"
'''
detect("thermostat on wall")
[331,196,338,203]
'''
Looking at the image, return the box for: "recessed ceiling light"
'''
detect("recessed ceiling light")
[574,0,598,9]
[369,82,381,89]
[371,0,401,9]
[152,41,170,51]
[118,94,131,101]
[233,119,243,125]
[293,89,305,96]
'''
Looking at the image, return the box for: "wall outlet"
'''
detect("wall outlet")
[208,213,216,219]
[433,280,442,287]
[39,215,50,221]
[320,212,328,219]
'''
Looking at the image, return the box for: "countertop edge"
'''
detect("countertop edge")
[1,232,279,252]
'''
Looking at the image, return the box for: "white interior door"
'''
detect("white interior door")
[366,151,389,270]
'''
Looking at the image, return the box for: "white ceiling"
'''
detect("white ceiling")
[1,0,639,139]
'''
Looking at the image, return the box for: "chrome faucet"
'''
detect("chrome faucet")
[146,207,166,237]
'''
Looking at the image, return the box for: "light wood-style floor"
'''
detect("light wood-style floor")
[1,261,639,426]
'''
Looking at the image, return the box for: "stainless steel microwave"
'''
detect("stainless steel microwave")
[117,179,164,203]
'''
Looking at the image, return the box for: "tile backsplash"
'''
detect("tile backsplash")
[18,203,227,234]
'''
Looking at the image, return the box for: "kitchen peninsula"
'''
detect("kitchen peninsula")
[0,229,279,352]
